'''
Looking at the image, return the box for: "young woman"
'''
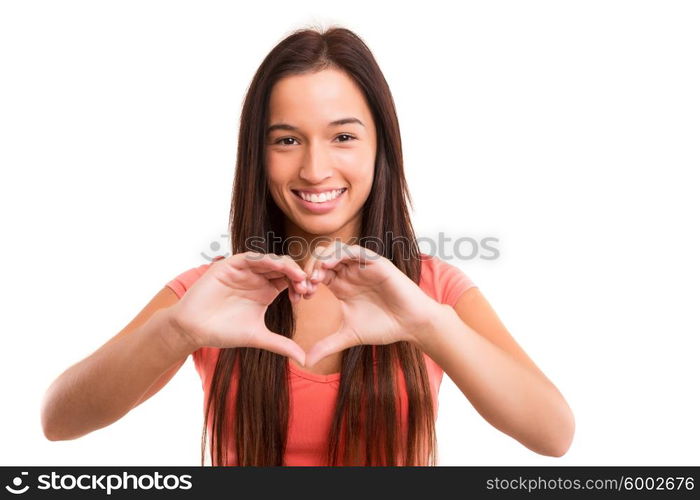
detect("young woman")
[41,26,575,466]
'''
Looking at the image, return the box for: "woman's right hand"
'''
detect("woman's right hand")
[169,252,309,366]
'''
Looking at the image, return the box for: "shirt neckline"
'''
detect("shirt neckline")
[288,359,341,383]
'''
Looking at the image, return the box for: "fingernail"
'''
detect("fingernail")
[311,269,319,280]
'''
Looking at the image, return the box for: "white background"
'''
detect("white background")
[1,0,698,466]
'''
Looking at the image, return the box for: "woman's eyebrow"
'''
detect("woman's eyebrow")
[267,117,365,134]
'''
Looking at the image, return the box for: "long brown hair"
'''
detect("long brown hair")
[201,25,437,466]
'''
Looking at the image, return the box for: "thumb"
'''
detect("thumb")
[304,326,359,368]
[250,328,306,367]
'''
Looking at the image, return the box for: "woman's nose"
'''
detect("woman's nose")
[299,142,332,183]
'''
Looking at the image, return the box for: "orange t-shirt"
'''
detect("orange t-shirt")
[165,252,477,465]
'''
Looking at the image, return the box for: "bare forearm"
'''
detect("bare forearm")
[40,307,197,441]
[414,303,575,457]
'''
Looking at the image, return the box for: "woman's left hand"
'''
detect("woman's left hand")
[302,242,440,368]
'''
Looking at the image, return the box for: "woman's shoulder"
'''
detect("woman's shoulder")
[418,253,477,307]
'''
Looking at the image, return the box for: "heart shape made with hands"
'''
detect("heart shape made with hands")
[280,242,439,369]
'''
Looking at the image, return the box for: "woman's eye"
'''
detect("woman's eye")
[274,137,299,146]
[335,133,356,143]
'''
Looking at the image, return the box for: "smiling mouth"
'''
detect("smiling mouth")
[291,187,347,204]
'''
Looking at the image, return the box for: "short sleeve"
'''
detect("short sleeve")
[164,256,225,299]
[439,260,477,307]
[419,254,477,307]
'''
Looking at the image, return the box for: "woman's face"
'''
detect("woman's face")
[265,67,377,241]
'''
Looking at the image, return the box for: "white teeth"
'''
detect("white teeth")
[298,189,344,203]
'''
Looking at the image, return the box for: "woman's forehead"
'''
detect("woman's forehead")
[268,69,372,127]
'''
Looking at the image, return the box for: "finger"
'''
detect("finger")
[308,242,344,286]
[284,281,303,305]
[276,255,311,294]
[319,244,372,271]
[310,258,343,288]
[252,330,306,367]
[268,276,289,293]
[301,254,318,299]
[269,277,303,304]
[311,265,337,288]
[308,242,372,285]
[243,252,306,278]
[264,270,308,295]
[304,328,359,368]
[260,270,286,279]
[243,253,308,293]
[301,242,337,297]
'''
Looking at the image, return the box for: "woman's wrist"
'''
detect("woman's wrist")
[155,306,202,358]
[405,300,452,350]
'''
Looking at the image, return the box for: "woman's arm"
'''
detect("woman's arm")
[415,287,575,457]
[40,287,198,441]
